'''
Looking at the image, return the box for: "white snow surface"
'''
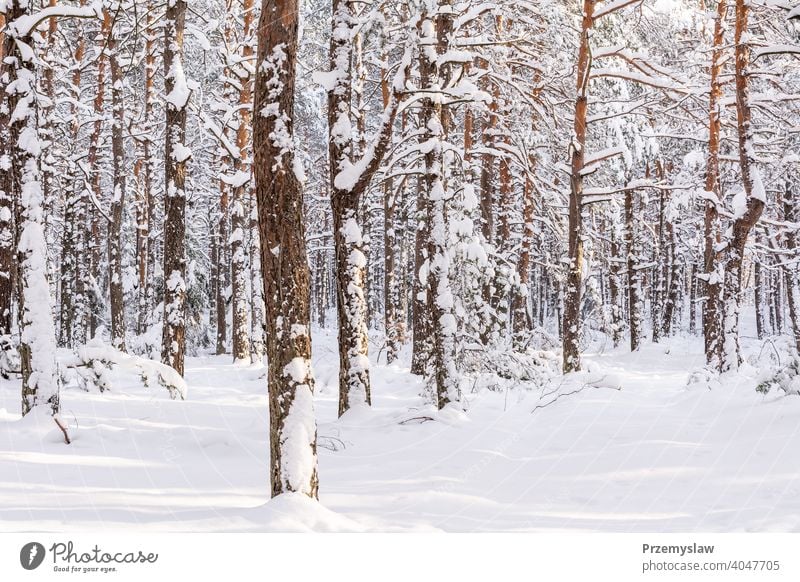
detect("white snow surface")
[2,327,800,532]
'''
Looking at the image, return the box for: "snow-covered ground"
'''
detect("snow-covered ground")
[2,327,800,532]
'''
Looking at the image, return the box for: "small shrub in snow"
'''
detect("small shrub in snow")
[462,347,558,393]
[686,367,718,389]
[67,340,116,392]
[756,356,800,396]
[64,338,188,400]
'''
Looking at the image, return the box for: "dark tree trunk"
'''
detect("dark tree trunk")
[652,190,665,343]
[609,225,623,347]
[411,175,430,375]
[162,0,190,376]
[108,9,127,352]
[625,187,641,352]
[782,183,800,352]
[216,182,229,355]
[0,10,16,352]
[754,252,765,339]
[384,178,401,363]
[420,0,459,408]
[661,221,680,337]
[254,0,319,498]
[136,2,156,336]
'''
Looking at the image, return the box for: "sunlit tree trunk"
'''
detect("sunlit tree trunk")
[718,0,765,372]
[562,0,594,372]
[703,0,727,366]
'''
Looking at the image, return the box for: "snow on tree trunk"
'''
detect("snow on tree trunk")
[420,0,460,409]
[625,186,641,352]
[411,174,431,376]
[513,172,535,350]
[382,66,402,365]
[108,5,127,352]
[753,248,765,339]
[216,179,229,355]
[323,0,410,414]
[161,0,190,376]
[718,0,765,372]
[383,175,402,364]
[325,0,371,415]
[651,188,666,344]
[0,24,13,347]
[661,220,680,337]
[781,180,800,354]
[227,0,255,364]
[702,0,727,367]
[230,183,252,363]
[84,7,109,340]
[250,200,265,363]
[562,0,594,373]
[253,0,319,498]
[609,220,624,347]
[2,1,61,417]
[135,0,156,336]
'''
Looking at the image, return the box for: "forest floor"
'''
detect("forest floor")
[2,323,800,532]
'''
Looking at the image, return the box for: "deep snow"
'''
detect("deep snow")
[2,326,800,532]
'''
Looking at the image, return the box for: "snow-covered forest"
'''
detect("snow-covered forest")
[2,0,800,531]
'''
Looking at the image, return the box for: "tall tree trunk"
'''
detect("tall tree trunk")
[59,9,87,346]
[689,263,697,334]
[774,268,783,334]
[1,1,61,418]
[562,0,594,372]
[108,6,127,351]
[162,0,190,376]
[327,0,371,415]
[0,10,15,368]
[782,182,800,353]
[136,0,156,335]
[609,223,623,347]
[250,195,265,362]
[421,0,459,409]
[230,0,256,363]
[513,171,535,349]
[254,0,319,498]
[652,188,665,343]
[753,249,765,339]
[383,68,402,364]
[411,174,430,375]
[326,0,408,413]
[216,180,229,355]
[625,187,641,352]
[384,177,400,363]
[703,0,727,366]
[718,0,765,371]
[661,220,680,337]
[86,11,110,339]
